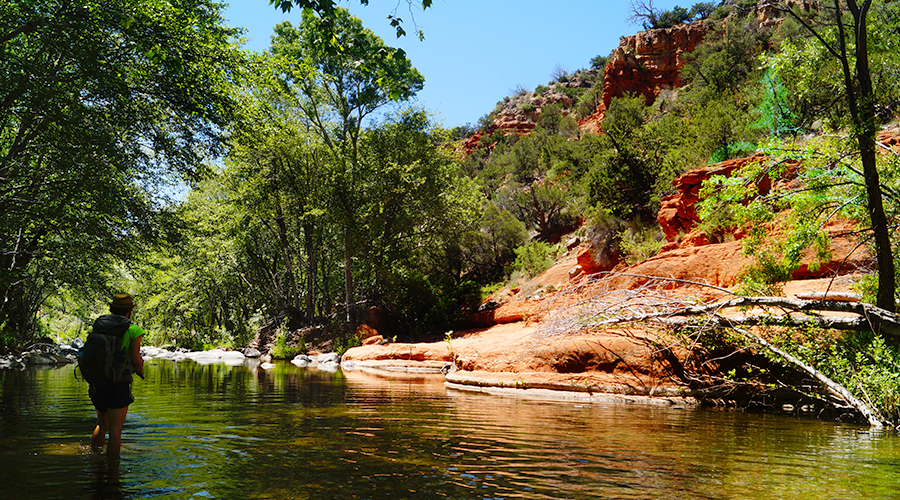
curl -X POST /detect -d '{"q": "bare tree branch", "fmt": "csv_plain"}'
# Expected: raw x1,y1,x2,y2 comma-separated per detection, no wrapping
535,272,894,425
731,324,885,427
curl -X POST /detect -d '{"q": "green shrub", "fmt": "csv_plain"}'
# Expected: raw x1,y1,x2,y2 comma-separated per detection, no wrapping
334,333,361,356
271,325,303,359
512,240,557,279
709,141,757,163
476,111,497,131
770,327,900,423
590,54,609,70
480,282,504,300
689,2,717,20
618,220,665,265
575,85,602,119
655,6,691,28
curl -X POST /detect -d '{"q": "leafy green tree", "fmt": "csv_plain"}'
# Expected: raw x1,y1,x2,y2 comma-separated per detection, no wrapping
575,79,606,120
689,2,718,20
456,203,528,284
689,95,758,163
586,94,689,220
588,95,656,218
226,54,334,322
355,109,482,330
681,16,768,103
268,0,433,39
510,175,577,242
628,0,693,29
538,104,579,138
768,2,900,131
0,0,243,340
590,54,610,70
774,0,897,313
268,9,424,320
221,76,481,337
512,241,556,279
656,5,692,28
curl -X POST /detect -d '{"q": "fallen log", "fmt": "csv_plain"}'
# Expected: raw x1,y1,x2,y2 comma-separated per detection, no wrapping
592,295,900,338
588,295,894,427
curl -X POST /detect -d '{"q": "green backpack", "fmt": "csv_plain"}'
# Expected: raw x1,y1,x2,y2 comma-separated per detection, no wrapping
77,315,133,385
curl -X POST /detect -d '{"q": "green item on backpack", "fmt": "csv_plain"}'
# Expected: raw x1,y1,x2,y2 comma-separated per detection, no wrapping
78,314,133,385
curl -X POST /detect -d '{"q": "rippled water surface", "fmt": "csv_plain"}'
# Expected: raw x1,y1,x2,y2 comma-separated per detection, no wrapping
2,359,900,499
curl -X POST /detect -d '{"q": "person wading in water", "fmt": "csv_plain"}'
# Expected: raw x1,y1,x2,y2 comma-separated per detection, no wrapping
89,293,145,458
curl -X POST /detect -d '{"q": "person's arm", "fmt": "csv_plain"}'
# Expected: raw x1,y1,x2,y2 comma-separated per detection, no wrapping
130,334,145,379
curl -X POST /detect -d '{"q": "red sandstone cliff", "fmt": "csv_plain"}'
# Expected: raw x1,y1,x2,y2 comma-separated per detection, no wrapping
467,20,709,140
591,23,707,128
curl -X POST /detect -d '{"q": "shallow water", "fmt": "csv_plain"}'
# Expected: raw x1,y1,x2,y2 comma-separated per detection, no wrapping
1,359,899,499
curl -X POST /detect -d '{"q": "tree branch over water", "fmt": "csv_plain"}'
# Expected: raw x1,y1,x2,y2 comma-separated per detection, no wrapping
537,272,896,426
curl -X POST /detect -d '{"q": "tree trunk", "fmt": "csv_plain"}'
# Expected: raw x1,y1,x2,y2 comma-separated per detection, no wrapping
846,0,896,314
343,225,353,322
304,221,316,319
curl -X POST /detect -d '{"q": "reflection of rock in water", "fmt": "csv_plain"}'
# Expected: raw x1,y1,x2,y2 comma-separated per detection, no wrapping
341,366,449,394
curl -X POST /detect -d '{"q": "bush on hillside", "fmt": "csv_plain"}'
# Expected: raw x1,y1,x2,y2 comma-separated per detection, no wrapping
512,241,557,279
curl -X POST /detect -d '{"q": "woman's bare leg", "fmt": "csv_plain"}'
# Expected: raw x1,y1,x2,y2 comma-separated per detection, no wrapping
105,406,129,458
91,411,108,453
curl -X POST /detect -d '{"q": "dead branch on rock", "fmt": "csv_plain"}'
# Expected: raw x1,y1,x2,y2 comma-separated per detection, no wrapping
536,272,894,426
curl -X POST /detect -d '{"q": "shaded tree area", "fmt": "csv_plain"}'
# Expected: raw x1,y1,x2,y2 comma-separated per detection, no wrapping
0,0,244,347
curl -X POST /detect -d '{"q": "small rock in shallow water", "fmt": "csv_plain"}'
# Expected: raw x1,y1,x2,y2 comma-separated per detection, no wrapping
291,354,310,367
317,352,340,365
23,352,55,365
221,351,245,361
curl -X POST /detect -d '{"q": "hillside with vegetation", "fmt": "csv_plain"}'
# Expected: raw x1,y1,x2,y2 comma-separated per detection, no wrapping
5,0,900,424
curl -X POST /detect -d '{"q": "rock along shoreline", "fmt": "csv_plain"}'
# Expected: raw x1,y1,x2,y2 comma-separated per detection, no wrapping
0,340,344,373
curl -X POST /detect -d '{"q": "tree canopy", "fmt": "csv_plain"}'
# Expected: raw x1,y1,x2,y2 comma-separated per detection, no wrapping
268,0,433,39
0,0,244,341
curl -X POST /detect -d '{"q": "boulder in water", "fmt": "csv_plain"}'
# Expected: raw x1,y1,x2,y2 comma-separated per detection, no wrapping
317,352,340,365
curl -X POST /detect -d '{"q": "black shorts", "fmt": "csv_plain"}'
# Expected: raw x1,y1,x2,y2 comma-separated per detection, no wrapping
89,379,134,412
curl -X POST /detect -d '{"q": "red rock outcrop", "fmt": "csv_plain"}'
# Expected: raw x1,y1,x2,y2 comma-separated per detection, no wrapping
581,1,820,132
657,154,770,243
580,22,708,132
355,323,380,340
603,23,708,110
462,90,575,155
657,153,809,247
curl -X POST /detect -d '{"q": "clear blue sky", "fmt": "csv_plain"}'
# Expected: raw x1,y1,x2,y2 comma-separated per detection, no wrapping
222,0,688,128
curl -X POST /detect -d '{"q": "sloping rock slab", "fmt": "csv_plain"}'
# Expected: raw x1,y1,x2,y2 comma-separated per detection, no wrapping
341,342,453,373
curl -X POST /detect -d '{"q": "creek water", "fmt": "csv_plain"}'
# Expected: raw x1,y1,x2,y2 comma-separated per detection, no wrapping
1,359,899,500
